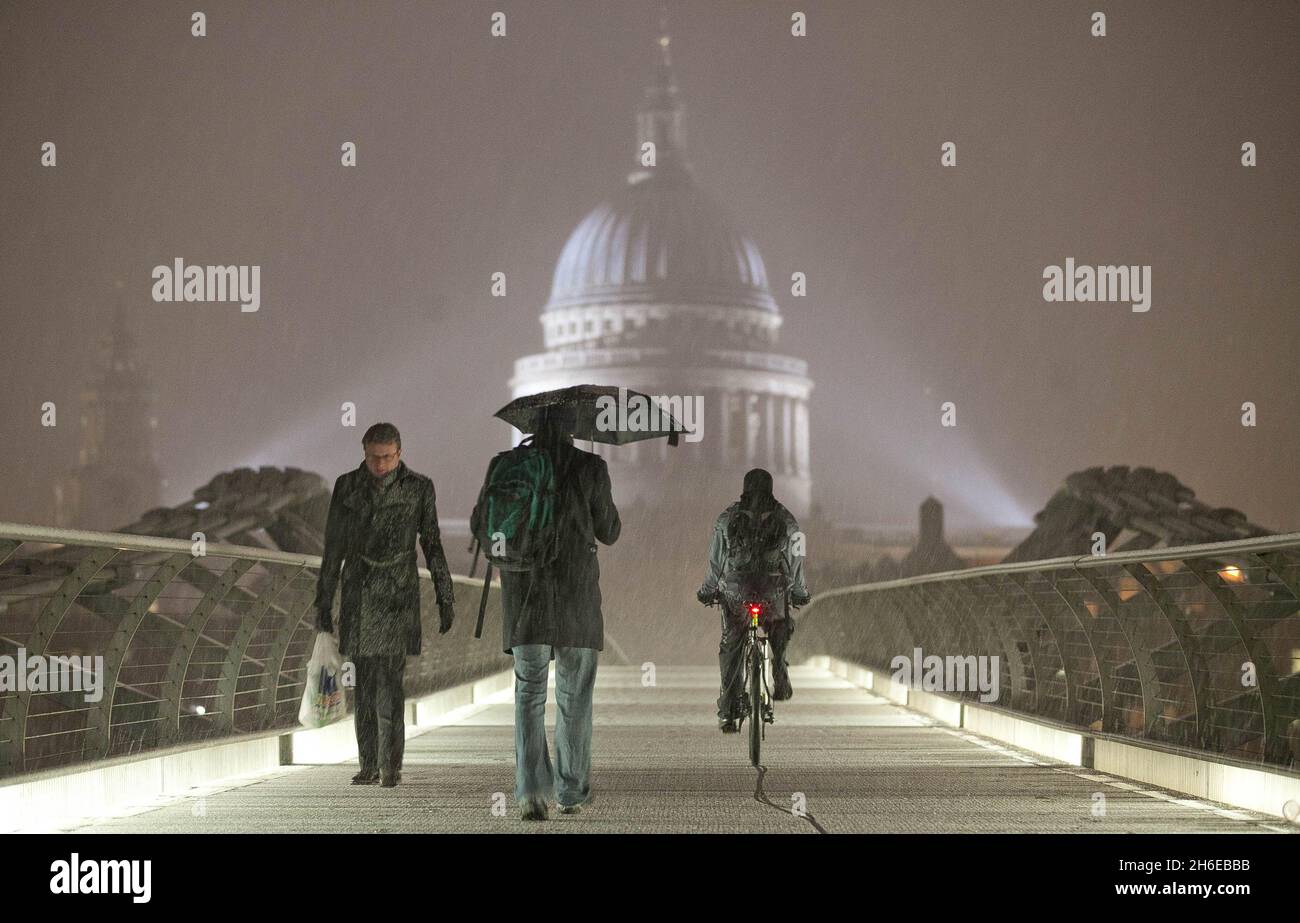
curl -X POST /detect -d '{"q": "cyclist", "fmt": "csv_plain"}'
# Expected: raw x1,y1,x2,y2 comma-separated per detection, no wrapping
697,468,811,732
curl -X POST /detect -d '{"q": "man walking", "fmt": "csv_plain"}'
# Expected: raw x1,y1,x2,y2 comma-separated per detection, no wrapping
314,422,456,787
471,411,620,821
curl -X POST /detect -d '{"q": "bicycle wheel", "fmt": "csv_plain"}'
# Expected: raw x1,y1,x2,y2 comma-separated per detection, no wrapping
748,641,763,766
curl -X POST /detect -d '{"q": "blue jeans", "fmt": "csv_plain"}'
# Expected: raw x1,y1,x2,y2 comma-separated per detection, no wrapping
511,645,598,806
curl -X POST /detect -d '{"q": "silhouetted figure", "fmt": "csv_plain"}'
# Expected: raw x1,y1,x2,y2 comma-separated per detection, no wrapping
698,468,810,731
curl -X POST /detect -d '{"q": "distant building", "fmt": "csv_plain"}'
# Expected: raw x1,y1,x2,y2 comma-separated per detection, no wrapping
899,497,966,577
52,297,162,531
509,25,813,518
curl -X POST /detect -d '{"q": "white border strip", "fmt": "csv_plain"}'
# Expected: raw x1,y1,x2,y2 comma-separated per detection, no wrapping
1093,737,1300,821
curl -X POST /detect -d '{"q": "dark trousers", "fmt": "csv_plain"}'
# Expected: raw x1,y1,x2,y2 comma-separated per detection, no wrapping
354,654,406,775
717,603,791,719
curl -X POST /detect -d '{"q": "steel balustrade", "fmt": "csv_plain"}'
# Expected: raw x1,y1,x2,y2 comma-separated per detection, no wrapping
0,522,508,778
792,533,1300,768
4,522,1297,777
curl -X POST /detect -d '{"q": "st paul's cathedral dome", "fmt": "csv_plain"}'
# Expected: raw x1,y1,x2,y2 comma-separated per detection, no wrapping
511,27,813,519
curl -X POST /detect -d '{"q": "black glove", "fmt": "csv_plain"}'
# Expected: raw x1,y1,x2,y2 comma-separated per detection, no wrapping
697,586,718,606
316,607,334,633
438,601,455,634
789,590,811,608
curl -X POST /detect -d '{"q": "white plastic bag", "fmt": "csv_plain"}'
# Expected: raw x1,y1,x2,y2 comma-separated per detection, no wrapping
298,632,347,728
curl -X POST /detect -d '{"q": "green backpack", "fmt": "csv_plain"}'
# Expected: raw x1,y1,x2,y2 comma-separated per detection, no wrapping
470,437,564,637
474,438,561,572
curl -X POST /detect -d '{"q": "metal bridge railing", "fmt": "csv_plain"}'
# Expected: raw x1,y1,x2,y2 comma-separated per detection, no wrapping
0,522,508,779
792,533,1300,769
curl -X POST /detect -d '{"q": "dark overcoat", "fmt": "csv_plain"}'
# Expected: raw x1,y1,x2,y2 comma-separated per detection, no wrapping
313,461,455,657
471,440,621,654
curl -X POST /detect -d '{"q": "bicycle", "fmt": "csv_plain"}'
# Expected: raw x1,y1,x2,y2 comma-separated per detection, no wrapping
702,584,786,767
740,597,777,766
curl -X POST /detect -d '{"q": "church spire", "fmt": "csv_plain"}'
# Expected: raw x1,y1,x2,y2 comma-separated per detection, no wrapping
106,282,138,374
630,4,690,183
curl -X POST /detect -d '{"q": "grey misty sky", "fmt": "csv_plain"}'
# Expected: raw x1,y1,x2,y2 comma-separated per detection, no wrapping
1,0,1297,530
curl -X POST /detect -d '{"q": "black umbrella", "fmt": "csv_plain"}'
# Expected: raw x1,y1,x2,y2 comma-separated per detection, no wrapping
494,384,688,446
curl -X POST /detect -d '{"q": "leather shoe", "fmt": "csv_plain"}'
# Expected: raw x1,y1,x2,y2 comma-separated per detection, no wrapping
351,769,379,785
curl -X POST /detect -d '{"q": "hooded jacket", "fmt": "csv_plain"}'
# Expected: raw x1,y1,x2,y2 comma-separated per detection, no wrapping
699,468,809,602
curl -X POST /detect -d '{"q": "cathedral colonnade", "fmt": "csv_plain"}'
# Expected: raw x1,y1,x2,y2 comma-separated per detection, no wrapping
704,388,810,477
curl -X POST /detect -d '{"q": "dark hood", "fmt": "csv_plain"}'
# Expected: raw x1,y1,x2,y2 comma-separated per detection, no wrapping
739,467,776,512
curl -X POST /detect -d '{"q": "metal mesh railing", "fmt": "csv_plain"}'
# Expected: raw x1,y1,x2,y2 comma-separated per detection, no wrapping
0,523,509,779
791,533,1300,769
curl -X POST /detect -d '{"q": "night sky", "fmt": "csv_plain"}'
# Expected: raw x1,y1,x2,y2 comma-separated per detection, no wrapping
2,0,1296,531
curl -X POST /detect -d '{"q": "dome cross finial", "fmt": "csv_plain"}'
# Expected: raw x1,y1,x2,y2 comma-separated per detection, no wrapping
632,3,689,183
654,2,673,86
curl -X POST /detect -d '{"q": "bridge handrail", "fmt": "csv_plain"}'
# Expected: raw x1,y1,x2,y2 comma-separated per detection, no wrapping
815,531,1300,598
0,521,506,780
0,521,487,585
794,532,1300,770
